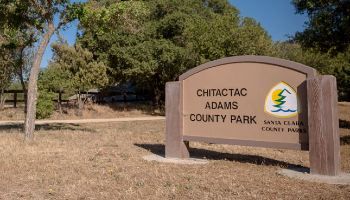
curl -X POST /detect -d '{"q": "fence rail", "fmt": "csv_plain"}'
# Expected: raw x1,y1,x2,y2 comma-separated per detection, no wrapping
2,90,148,108
2,90,25,108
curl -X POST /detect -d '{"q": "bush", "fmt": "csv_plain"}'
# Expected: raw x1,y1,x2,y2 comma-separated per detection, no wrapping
36,89,55,119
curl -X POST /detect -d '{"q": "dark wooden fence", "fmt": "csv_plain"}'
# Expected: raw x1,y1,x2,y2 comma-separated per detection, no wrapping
3,90,149,108
3,90,25,108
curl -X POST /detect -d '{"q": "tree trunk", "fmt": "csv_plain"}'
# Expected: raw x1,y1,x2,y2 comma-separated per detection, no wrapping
18,65,27,113
58,90,62,114
0,88,6,110
24,22,55,141
77,91,83,116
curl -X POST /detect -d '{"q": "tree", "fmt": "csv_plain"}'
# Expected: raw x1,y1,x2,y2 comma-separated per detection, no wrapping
291,1,350,101
292,0,350,54
50,43,109,115
77,0,273,106
21,1,83,140
37,62,73,115
0,0,37,111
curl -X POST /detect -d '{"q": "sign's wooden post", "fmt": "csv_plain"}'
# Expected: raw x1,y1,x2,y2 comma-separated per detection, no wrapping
165,82,189,158
307,75,341,176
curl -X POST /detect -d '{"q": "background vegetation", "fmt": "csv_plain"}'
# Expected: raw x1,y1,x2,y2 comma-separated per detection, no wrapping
1,0,349,121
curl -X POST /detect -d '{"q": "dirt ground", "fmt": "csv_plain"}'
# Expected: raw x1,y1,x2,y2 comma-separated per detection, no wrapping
0,104,349,199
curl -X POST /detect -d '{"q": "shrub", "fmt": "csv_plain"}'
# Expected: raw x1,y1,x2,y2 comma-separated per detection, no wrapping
36,89,55,119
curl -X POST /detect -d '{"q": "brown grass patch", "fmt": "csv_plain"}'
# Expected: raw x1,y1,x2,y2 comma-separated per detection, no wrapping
0,107,25,121
0,103,161,121
0,124,350,199
0,103,349,199
50,103,162,120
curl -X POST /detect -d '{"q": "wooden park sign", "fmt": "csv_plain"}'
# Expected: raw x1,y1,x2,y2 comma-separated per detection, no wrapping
165,56,341,176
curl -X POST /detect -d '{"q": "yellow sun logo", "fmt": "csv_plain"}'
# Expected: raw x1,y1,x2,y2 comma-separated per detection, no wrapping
272,89,283,104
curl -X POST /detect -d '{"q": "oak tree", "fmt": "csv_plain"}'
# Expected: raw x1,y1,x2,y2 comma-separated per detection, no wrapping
293,0,350,54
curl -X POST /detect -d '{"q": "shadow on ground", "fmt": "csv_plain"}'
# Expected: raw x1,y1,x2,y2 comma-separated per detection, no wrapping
0,123,96,133
341,135,350,145
135,143,307,171
340,119,350,129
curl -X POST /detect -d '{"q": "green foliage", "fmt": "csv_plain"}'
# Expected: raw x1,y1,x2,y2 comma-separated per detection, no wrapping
292,0,350,54
37,64,75,119
38,42,109,116
8,82,23,90
36,89,55,119
38,40,110,117
77,0,273,105
329,49,350,101
0,59,14,90
50,43,109,92
0,0,36,93
0,62,14,109
0,0,33,30
38,64,73,93
80,0,149,35
271,42,332,73
62,3,85,25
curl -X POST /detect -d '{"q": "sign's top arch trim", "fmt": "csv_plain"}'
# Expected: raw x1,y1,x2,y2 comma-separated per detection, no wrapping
179,55,318,81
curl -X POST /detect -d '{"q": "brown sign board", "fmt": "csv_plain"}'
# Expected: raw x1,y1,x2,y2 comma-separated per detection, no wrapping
165,56,341,176
181,56,317,150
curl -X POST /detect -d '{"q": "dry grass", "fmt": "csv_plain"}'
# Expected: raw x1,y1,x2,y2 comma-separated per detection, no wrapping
0,103,161,121
50,103,162,120
0,107,25,121
0,104,349,199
